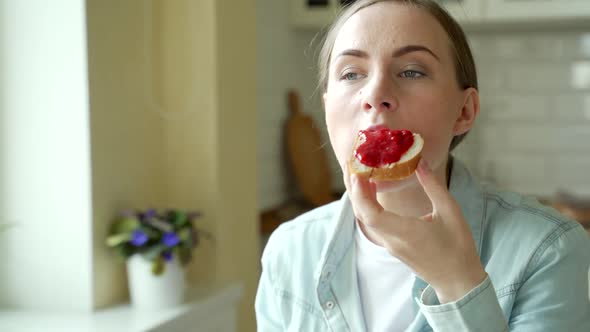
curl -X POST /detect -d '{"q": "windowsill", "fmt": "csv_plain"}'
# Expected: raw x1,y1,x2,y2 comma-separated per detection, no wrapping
0,282,243,332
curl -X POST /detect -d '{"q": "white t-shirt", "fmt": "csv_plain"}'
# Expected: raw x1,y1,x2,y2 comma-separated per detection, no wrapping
355,220,417,332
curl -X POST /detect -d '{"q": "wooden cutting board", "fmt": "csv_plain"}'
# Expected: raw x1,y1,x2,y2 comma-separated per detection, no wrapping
285,90,334,206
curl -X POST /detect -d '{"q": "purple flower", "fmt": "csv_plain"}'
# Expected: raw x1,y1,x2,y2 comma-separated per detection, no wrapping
143,209,157,220
130,229,148,246
162,251,173,262
162,232,180,247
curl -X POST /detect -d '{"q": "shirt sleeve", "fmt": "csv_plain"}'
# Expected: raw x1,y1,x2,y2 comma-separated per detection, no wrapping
416,276,508,332
416,224,590,332
254,233,284,331
505,225,590,331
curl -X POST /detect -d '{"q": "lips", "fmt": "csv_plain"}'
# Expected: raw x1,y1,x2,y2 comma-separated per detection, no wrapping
365,124,389,131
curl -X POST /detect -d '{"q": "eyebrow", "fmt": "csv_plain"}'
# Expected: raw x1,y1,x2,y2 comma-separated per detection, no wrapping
394,45,440,61
335,44,440,61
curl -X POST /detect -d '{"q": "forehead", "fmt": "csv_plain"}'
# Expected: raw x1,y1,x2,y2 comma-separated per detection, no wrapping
332,2,451,60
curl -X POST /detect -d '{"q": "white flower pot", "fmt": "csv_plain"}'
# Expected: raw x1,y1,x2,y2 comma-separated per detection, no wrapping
126,255,186,310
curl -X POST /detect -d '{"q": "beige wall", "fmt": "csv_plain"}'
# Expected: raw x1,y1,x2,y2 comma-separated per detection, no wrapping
214,1,260,331
87,0,167,307
88,0,259,330
158,0,220,287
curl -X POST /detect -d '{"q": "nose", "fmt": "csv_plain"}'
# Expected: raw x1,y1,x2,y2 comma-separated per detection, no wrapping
361,74,398,113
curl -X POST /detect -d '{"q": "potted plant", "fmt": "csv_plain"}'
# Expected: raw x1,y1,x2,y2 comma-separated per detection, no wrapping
106,208,211,310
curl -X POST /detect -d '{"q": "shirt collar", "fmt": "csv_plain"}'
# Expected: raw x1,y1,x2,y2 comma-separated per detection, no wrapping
448,157,485,256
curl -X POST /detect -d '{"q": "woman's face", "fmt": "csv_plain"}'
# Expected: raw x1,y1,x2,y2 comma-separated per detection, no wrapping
324,2,476,186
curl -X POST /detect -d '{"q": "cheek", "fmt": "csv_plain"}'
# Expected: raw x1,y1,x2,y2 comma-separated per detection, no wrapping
413,100,458,167
324,98,360,167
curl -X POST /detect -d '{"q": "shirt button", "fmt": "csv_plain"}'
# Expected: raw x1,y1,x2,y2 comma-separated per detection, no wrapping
325,301,335,310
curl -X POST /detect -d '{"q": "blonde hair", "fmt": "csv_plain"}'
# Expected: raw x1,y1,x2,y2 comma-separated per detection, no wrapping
317,0,478,150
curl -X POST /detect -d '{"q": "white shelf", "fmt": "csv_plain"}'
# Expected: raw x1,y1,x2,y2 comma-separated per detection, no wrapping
0,283,243,332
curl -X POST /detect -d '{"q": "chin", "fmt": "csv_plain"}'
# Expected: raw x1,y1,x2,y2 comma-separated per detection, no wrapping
372,173,420,193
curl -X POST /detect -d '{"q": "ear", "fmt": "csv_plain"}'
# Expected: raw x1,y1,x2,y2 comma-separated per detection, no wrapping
453,87,479,136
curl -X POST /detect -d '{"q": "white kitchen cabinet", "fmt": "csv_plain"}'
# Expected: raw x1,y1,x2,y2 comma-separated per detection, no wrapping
290,0,590,29
434,0,485,23
486,0,590,21
290,0,484,28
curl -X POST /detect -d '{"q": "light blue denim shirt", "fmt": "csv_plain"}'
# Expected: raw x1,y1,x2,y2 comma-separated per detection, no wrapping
255,159,590,331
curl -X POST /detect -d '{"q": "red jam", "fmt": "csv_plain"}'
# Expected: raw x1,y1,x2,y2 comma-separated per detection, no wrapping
354,128,414,167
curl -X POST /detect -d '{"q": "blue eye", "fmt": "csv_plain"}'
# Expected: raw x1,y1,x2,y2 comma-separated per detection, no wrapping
399,70,425,79
341,72,361,81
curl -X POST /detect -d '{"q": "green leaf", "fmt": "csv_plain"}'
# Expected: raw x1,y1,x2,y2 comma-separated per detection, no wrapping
177,227,192,247
173,211,188,227
113,244,134,262
141,243,166,261
109,217,140,235
145,218,173,233
152,257,165,275
141,226,159,238
106,232,131,247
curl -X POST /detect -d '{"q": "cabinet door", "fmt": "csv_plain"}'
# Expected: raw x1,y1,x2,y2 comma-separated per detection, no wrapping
486,0,590,21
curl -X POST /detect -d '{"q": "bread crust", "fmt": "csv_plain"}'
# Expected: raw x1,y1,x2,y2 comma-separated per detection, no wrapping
348,131,423,181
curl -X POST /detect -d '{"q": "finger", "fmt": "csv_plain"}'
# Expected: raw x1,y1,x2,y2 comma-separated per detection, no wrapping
350,175,412,234
342,162,352,193
349,173,385,227
416,158,458,217
419,212,434,222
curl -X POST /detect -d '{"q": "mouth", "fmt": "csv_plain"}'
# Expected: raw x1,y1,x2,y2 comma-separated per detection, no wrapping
364,124,390,131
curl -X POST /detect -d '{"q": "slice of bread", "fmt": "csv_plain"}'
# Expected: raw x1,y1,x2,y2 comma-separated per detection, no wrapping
348,130,424,181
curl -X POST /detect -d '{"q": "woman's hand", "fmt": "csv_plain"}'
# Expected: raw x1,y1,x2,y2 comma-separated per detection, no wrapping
345,159,487,304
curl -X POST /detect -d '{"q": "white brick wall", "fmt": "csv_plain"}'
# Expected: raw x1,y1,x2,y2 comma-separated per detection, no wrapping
471,31,590,196
257,5,590,210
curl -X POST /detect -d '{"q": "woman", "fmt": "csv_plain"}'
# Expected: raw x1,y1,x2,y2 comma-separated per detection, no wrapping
255,1,590,331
